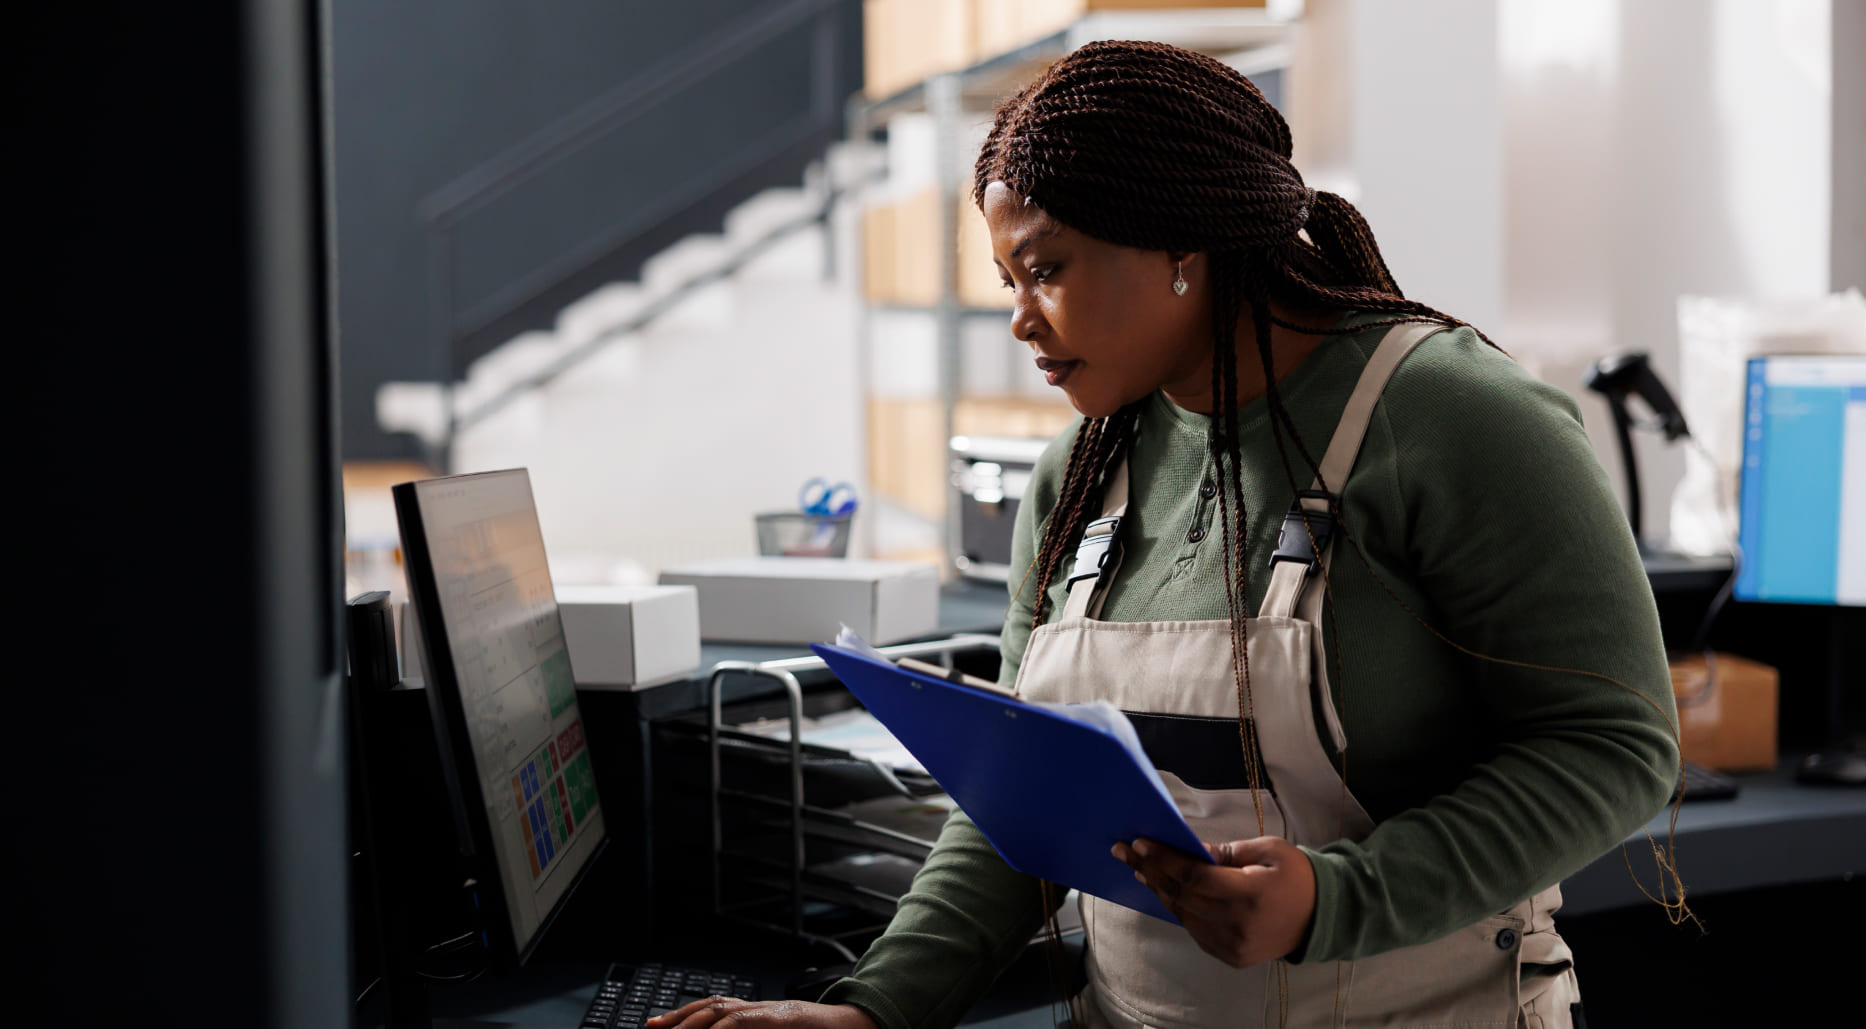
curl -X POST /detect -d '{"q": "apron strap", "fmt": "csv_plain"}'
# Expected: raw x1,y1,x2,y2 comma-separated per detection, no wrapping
1260,321,1441,620
1062,454,1130,621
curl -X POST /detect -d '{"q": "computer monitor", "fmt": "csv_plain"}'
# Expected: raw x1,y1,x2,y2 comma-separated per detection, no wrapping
393,468,608,965
1735,354,1865,607
1734,354,1866,785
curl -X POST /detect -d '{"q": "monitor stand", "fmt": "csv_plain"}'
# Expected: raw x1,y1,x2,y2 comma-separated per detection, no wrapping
1795,612,1866,787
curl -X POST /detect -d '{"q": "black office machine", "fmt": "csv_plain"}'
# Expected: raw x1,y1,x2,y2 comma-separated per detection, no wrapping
950,435,1049,582
1582,350,1691,550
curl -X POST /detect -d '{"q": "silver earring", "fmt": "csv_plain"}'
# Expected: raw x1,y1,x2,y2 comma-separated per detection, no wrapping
1173,261,1188,296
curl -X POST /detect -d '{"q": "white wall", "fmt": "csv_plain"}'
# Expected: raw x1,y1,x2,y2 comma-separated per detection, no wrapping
445,210,866,585
1292,0,1835,545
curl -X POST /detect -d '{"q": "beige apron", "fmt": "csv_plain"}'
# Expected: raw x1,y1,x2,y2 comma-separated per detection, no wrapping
1014,323,1582,1028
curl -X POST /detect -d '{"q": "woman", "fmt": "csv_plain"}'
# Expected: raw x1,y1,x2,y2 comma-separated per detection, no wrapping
652,40,1680,1029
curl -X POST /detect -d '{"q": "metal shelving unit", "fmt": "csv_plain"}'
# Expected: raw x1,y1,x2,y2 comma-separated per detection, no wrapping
703,633,1002,960
840,5,1302,575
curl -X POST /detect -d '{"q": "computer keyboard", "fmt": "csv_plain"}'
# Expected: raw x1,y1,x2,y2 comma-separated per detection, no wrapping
1675,759,1740,802
581,962,762,1029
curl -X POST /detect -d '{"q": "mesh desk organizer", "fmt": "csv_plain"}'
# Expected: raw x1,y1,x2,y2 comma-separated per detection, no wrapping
701,633,1082,961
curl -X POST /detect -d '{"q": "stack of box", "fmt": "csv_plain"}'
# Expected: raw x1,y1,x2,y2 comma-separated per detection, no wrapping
861,189,1005,311
864,0,1269,100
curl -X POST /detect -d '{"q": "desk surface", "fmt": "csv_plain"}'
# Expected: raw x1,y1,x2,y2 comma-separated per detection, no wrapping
1563,756,1866,915
1639,547,1733,594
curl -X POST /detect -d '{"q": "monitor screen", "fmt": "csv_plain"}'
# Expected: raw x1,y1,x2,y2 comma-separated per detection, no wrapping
393,469,605,960
1735,355,1866,606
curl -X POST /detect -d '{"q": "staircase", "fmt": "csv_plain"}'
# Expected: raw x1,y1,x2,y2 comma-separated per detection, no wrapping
377,149,893,585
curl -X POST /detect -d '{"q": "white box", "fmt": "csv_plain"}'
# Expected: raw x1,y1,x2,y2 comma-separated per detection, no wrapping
657,557,941,645
554,584,702,690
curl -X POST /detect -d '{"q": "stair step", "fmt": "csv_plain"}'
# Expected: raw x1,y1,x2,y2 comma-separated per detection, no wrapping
723,186,818,247
640,233,733,295
465,330,562,390
556,282,646,347
375,381,448,446
734,227,827,281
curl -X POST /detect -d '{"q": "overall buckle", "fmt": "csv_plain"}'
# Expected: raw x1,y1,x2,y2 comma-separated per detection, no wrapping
1066,516,1122,590
1270,490,1337,567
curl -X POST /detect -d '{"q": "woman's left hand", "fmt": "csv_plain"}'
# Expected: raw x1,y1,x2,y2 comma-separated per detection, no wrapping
1112,835,1317,969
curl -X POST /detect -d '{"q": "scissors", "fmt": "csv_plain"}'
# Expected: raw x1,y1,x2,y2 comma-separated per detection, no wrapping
799,478,859,518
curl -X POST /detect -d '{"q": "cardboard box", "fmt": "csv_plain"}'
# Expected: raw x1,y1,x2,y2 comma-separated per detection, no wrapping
868,395,1076,525
1669,652,1779,772
862,189,943,307
955,197,1003,308
864,0,978,100
864,189,1002,309
868,396,947,521
555,584,702,689
976,0,1269,60
955,395,1077,438
658,557,941,645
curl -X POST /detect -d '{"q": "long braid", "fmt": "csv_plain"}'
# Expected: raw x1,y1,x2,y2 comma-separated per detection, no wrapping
1026,417,1101,629
1027,406,1146,629
1205,253,1267,831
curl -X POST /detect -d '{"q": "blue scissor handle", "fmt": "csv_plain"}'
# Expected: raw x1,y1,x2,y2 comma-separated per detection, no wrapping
800,478,858,517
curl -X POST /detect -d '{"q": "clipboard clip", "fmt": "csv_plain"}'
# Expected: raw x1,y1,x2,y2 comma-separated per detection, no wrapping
1066,515,1122,591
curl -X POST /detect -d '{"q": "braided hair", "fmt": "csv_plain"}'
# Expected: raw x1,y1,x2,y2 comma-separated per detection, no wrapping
979,40,1492,636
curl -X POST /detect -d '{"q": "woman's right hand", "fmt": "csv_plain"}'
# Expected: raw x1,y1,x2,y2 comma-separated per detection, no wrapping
646,998,879,1029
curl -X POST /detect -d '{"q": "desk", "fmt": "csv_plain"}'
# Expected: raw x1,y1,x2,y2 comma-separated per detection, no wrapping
1561,756,1866,916
1638,547,1733,594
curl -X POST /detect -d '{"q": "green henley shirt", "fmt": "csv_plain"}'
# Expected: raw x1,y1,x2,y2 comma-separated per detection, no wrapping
819,313,1679,1029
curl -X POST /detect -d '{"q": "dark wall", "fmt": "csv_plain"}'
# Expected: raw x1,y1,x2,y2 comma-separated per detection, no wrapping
331,0,862,461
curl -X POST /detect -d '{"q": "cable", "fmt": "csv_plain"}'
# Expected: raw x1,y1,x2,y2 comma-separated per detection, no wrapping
1677,435,1745,708
425,930,480,954
417,968,488,984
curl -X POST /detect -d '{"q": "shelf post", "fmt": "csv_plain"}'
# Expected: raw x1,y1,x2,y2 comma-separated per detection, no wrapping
930,71,964,581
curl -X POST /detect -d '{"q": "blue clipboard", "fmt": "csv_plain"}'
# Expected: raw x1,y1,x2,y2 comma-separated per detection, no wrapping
810,643,1213,924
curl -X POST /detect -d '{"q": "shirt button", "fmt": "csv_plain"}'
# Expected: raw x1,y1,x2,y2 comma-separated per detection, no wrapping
1496,928,1519,950
1199,481,1216,499
1187,528,1206,544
